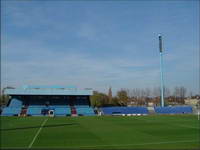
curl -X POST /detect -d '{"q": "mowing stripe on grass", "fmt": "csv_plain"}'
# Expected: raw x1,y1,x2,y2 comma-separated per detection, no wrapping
73,139,199,148
28,118,48,148
8,139,198,149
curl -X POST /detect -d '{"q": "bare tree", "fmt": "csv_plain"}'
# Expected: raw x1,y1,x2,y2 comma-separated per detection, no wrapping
189,91,193,98
180,86,187,100
173,86,187,104
141,88,146,98
164,87,170,98
144,88,151,97
108,87,112,104
124,88,131,99
153,87,160,97
174,86,180,97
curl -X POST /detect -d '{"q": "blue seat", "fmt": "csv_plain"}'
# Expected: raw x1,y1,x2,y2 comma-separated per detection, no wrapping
74,105,89,108
1,107,21,116
51,105,70,108
54,107,71,116
76,106,95,116
1,99,23,116
27,106,44,116
101,107,149,115
8,98,22,108
154,106,193,114
28,105,45,108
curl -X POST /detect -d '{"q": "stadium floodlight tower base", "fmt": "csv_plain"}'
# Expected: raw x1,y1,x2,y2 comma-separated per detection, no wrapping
158,34,165,107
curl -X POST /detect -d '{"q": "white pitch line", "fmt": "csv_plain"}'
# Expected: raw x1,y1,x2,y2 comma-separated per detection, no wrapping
4,139,199,149
73,140,199,148
28,118,48,149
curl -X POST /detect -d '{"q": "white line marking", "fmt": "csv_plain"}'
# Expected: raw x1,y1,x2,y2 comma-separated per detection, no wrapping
4,139,199,149
28,118,48,148
74,140,199,148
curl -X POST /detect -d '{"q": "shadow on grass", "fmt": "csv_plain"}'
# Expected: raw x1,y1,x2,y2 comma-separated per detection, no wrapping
1,123,79,131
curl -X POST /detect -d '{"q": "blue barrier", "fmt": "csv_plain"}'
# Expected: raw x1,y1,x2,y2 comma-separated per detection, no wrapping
154,106,193,114
101,107,148,115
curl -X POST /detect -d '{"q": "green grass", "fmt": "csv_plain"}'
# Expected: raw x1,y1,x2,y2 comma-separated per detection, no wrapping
1,115,200,149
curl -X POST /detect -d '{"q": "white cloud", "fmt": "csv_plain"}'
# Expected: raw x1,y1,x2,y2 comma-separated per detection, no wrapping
1,1,198,94
2,36,161,93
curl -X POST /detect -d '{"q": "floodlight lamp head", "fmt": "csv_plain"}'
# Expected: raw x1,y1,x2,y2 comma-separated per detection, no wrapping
158,34,163,53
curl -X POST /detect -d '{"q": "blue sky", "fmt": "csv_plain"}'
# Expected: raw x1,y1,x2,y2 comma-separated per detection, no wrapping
1,0,199,95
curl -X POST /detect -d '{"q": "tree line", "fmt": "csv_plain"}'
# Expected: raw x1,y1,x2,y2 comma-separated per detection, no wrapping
0,86,198,108
90,86,198,107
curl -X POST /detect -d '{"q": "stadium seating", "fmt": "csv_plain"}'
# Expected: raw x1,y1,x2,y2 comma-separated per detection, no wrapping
8,98,22,108
101,107,149,115
27,106,44,116
54,107,71,116
50,105,70,108
1,99,23,116
154,106,193,114
74,105,89,108
76,106,95,116
27,105,71,116
1,107,21,116
28,105,46,108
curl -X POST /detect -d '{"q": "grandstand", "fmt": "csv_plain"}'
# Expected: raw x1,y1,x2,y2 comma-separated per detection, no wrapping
1,85,195,116
1,85,95,116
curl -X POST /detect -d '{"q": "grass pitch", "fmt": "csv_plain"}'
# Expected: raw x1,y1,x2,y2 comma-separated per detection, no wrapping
1,115,200,149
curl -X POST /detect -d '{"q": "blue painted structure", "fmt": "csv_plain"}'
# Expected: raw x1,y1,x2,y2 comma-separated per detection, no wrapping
101,107,149,115
4,85,92,96
154,106,193,114
1,99,22,116
27,106,44,116
76,106,95,116
159,34,165,107
8,98,22,107
54,107,71,116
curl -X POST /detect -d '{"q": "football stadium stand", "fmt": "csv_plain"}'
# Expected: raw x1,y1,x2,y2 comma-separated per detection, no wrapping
101,106,149,115
1,99,22,116
54,106,71,116
8,98,23,107
1,107,21,116
76,106,95,116
26,105,71,116
27,106,44,116
1,85,194,117
154,106,193,114
2,85,94,116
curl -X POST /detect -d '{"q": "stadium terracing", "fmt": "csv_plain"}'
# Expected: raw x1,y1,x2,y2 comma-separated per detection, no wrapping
1,85,193,116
